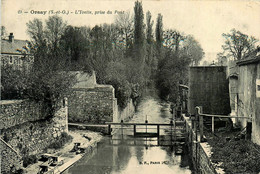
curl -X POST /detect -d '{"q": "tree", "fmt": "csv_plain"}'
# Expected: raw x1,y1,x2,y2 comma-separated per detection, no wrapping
26,16,68,70
1,26,7,39
115,11,134,52
163,29,185,53
45,15,67,50
146,11,154,44
156,50,190,102
25,16,76,119
222,29,258,60
216,52,228,66
26,19,45,45
133,0,145,62
155,14,163,49
61,25,91,70
182,35,204,65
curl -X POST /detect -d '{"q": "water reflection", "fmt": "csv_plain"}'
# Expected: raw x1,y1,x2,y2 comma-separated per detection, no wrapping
65,93,193,174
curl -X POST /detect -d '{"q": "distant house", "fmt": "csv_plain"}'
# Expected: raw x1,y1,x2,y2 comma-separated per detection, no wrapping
1,33,33,71
236,47,260,145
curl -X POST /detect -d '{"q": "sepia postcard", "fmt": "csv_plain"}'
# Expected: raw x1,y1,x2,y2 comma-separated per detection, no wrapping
1,0,260,174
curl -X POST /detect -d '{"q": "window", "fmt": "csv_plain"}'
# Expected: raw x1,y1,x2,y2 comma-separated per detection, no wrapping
257,79,260,98
9,56,13,64
14,56,19,64
17,57,21,65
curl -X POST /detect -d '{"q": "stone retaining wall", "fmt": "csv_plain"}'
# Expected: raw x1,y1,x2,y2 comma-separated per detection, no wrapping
0,100,43,130
184,116,224,174
68,85,115,124
0,138,22,174
0,99,68,173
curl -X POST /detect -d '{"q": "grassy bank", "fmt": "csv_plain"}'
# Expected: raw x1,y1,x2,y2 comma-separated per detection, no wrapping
206,130,260,174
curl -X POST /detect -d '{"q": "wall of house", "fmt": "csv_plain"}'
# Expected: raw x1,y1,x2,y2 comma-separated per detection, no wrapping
188,66,231,115
229,77,238,114
0,100,68,173
237,62,260,145
68,85,115,124
1,54,33,71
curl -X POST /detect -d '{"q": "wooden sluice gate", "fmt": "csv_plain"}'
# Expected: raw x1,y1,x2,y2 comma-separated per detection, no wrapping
105,120,187,146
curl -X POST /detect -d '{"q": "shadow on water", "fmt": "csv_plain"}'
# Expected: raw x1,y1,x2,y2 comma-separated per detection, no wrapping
64,89,194,174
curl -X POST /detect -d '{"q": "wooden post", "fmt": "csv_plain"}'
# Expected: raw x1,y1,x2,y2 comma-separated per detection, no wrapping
108,124,111,135
172,107,176,121
246,121,252,140
212,117,214,133
134,125,136,136
157,125,160,138
194,108,198,142
199,115,204,142
198,106,204,142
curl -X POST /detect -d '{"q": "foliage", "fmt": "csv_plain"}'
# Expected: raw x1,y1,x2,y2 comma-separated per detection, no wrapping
21,15,77,118
155,14,163,48
163,29,185,53
146,11,154,44
207,136,260,173
23,155,38,167
105,61,132,108
156,31,202,103
133,0,145,57
2,1,207,112
1,25,7,39
114,11,134,53
156,50,190,102
48,132,72,149
181,35,204,66
221,28,258,60
61,25,91,71
1,66,29,99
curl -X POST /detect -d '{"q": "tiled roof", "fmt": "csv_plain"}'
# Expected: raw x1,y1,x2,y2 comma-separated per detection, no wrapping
237,48,260,66
1,39,28,54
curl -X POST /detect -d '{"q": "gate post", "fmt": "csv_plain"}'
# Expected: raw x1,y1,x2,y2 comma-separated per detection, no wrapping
108,124,111,135
134,124,136,136
198,106,204,142
157,125,160,138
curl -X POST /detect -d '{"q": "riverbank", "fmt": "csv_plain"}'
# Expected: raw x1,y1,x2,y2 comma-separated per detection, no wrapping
24,130,102,173
183,115,224,174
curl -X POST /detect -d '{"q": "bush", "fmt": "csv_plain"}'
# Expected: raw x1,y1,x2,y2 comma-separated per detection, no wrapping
48,132,72,149
207,136,260,173
1,66,29,100
23,155,38,168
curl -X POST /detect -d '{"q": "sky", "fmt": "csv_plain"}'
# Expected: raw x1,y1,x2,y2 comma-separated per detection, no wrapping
1,0,260,63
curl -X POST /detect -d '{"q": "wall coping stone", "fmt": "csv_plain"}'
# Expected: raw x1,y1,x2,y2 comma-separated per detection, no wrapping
0,100,23,105
183,115,225,174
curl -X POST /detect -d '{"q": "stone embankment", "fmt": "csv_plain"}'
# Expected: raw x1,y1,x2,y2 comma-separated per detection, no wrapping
183,115,224,174
25,130,102,173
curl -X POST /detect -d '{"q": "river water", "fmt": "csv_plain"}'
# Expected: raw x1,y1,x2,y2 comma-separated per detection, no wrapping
64,92,193,174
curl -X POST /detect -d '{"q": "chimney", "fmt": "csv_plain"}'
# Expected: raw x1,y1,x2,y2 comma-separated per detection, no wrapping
8,33,14,42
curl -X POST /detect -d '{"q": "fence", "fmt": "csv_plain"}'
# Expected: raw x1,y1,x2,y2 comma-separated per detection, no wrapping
194,106,252,142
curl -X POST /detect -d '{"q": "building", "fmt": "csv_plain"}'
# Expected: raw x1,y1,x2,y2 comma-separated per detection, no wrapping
1,33,33,71
188,66,231,116
236,47,260,145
